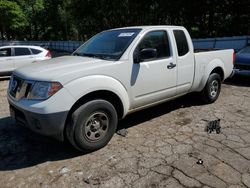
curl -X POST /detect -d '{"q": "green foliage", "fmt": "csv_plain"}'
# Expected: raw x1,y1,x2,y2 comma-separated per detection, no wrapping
17,0,45,39
66,0,250,39
0,0,249,40
0,0,26,39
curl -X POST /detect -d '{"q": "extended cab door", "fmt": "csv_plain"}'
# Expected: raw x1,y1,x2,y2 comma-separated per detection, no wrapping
172,29,195,94
0,47,14,75
130,30,177,108
12,47,34,69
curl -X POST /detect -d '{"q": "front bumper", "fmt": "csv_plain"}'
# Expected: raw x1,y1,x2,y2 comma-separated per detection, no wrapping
7,87,76,141
9,102,68,141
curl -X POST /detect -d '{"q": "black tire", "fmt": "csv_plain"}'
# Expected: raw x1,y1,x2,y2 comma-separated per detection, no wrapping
201,73,222,103
66,99,118,151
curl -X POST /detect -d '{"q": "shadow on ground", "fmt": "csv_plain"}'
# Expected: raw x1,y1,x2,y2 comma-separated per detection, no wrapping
0,117,81,171
225,73,250,87
119,93,203,129
0,93,204,171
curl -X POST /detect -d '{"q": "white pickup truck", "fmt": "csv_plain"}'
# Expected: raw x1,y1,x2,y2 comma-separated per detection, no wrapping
8,26,234,151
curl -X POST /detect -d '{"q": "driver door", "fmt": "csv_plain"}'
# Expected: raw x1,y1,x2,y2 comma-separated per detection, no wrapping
130,30,177,108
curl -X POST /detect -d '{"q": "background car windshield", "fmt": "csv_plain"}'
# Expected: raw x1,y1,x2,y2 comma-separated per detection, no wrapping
239,46,250,54
73,29,141,60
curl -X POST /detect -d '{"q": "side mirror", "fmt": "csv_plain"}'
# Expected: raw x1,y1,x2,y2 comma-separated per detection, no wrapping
140,48,157,61
140,48,157,60
133,48,157,63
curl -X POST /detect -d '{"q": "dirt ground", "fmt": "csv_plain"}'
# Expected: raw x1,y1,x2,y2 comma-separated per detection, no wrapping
0,76,250,188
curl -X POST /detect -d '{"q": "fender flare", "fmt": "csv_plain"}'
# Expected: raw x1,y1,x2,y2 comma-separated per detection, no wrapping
197,59,225,91
64,75,130,117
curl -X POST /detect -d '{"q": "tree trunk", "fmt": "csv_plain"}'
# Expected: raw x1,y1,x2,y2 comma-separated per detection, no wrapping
29,22,32,40
208,0,215,36
0,26,4,40
34,22,38,40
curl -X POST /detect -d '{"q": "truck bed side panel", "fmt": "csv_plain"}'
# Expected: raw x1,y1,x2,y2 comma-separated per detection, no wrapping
191,49,234,92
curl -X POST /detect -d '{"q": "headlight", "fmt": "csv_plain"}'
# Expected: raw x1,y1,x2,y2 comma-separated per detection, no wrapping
28,81,62,100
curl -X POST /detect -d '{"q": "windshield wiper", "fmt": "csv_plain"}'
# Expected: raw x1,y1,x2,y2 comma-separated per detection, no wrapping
72,52,96,57
82,53,113,60
73,52,115,61
72,52,81,56
82,53,99,58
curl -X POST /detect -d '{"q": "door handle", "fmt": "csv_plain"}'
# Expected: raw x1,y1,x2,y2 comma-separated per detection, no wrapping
167,62,176,69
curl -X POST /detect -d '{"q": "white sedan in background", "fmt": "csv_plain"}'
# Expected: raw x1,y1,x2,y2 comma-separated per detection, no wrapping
0,45,52,76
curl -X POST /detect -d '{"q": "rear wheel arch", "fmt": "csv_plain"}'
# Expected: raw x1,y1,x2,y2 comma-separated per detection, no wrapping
210,67,224,81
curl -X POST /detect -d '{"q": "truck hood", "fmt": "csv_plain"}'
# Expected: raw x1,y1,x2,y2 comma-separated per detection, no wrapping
14,56,113,84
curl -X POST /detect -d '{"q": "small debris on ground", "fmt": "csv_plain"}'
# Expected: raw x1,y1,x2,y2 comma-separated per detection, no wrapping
77,171,83,176
196,159,203,165
59,167,70,174
108,155,116,161
83,176,101,185
188,152,199,158
116,128,128,137
205,119,221,134
83,177,90,184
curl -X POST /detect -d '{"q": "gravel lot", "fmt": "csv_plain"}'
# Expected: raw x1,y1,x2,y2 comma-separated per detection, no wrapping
0,76,250,188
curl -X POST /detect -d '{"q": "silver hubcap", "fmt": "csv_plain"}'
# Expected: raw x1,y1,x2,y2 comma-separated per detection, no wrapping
84,112,109,141
210,80,219,98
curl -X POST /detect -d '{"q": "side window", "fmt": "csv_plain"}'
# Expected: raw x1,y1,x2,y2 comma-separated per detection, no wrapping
14,48,31,56
0,48,11,57
31,48,42,54
173,30,189,56
138,30,170,60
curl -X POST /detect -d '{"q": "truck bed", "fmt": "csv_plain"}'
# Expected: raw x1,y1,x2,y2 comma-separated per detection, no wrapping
194,48,220,53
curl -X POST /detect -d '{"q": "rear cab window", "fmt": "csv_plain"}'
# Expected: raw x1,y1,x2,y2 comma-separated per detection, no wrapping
173,30,189,56
136,30,171,61
14,48,31,56
0,48,11,57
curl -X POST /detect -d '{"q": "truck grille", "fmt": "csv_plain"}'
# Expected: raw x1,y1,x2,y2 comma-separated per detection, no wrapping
9,76,33,101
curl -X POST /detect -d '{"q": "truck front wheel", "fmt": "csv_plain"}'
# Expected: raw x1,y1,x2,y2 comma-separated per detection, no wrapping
201,73,221,103
67,99,118,151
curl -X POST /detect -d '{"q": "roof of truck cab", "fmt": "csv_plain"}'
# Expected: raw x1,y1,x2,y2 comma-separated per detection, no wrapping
110,25,184,31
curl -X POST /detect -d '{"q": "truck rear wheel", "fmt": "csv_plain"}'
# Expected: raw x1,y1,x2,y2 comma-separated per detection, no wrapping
66,99,118,151
201,73,221,103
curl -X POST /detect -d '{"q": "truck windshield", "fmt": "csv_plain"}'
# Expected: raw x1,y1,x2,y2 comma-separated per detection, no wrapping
73,28,141,61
